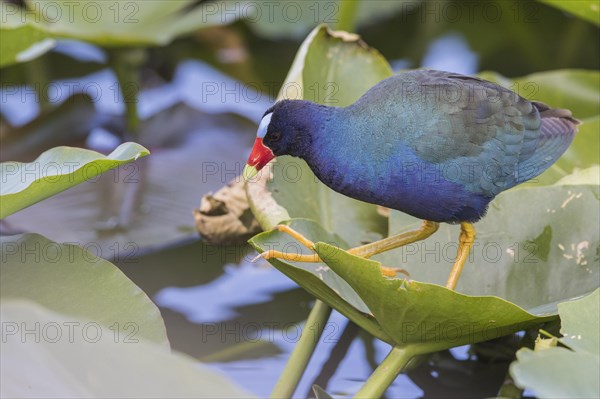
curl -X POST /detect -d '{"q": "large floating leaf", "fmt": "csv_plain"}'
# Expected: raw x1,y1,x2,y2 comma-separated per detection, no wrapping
1,300,251,398
510,348,599,399
0,142,149,219
376,167,599,312
9,0,236,47
249,219,392,344
247,24,392,247
314,242,554,351
559,288,600,354
3,107,254,253
538,0,600,26
0,234,167,345
510,289,600,398
0,2,55,67
246,1,419,39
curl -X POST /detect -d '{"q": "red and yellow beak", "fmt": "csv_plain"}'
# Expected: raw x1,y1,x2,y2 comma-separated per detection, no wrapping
243,138,275,181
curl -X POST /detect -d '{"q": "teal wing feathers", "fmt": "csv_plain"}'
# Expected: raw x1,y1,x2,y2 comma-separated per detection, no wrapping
516,103,579,183
351,70,579,197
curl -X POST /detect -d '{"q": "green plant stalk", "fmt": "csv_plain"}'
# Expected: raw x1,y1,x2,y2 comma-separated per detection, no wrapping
354,345,418,398
336,0,360,32
25,58,50,111
108,48,146,136
559,19,588,67
199,340,273,363
497,376,524,399
270,300,332,398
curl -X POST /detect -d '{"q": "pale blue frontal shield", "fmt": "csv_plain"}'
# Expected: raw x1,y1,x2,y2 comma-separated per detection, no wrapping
257,113,272,138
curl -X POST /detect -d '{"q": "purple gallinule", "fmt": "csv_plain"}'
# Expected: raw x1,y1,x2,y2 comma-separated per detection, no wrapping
243,70,579,290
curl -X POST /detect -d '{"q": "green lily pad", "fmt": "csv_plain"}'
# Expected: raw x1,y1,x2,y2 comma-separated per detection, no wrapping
538,0,600,26
7,0,236,48
0,2,55,67
246,1,417,39
511,347,599,398
377,167,599,312
1,300,252,398
0,234,167,345
314,241,554,351
302,26,393,106
510,289,600,398
0,142,149,218
247,25,392,247
558,288,599,354
3,107,256,254
249,219,392,344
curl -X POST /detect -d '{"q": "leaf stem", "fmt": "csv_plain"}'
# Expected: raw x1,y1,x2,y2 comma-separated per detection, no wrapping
336,0,360,32
270,300,332,398
107,48,146,138
25,58,50,111
354,345,417,398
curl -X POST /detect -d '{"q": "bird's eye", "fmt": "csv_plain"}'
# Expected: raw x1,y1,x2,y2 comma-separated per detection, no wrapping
270,132,282,142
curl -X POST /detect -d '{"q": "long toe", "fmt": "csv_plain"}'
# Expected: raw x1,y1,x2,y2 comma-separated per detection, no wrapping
380,266,410,278
252,251,272,262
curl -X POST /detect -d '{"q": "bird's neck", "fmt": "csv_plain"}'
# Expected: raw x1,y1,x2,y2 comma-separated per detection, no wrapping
284,101,333,159
296,105,360,185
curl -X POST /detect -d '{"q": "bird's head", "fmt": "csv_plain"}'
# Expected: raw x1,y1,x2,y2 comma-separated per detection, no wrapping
243,100,317,181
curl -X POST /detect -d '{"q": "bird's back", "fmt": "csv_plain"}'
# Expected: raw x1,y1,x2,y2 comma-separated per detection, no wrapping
345,70,579,194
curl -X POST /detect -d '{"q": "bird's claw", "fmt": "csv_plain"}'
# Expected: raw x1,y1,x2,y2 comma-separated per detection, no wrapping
256,225,412,276
251,249,321,263
252,251,272,262
380,265,410,278
273,224,316,249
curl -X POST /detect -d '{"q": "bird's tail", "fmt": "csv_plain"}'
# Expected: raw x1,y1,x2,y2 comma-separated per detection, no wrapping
516,102,580,183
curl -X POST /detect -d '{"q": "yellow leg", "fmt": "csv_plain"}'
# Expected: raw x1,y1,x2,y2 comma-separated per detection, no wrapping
275,225,316,249
348,221,439,258
445,222,476,290
254,221,439,277
254,250,320,263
